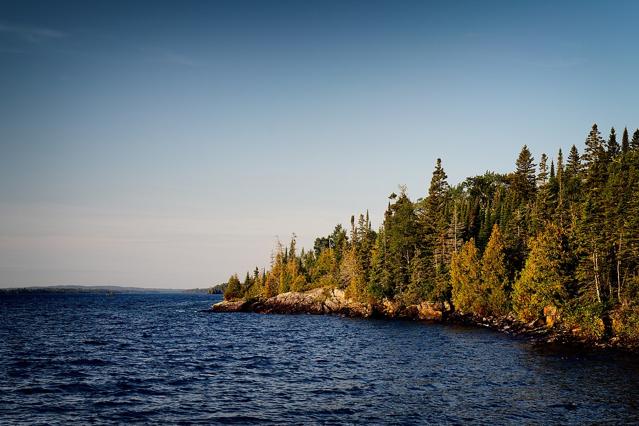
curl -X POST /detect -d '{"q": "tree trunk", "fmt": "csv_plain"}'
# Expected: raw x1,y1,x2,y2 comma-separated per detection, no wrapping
593,251,601,303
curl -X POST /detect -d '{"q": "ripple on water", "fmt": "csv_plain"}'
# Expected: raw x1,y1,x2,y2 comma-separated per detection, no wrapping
2,292,639,424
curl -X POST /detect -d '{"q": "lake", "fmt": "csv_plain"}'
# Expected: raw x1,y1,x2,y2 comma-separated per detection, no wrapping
1,292,638,424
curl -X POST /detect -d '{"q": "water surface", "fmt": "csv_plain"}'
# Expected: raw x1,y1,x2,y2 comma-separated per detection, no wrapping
1,292,638,424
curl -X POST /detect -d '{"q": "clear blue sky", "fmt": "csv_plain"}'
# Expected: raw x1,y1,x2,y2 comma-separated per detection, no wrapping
1,0,638,288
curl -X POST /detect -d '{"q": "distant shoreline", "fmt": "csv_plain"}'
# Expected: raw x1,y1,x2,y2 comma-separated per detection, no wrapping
0,285,219,295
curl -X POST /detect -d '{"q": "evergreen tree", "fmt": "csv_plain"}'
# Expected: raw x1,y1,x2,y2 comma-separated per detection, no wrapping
405,248,432,303
566,145,581,176
224,274,243,300
512,145,537,203
450,239,482,313
421,159,452,300
386,188,420,298
632,129,639,150
481,224,510,316
512,224,571,322
368,229,391,299
583,124,605,168
537,153,549,186
607,127,620,159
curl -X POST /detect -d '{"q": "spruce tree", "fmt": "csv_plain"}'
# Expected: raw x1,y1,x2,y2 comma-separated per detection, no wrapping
537,153,549,186
512,145,537,202
423,159,452,300
481,224,510,316
224,274,243,300
512,224,571,322
583,124,605,168
632,129,639,150
566,145,581,176
450,239,482,314
607,127,620,159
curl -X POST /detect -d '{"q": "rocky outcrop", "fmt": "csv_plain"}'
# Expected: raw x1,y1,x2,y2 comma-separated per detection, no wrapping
211,288,639,352
213,288,373,317
210,299,252,313
212,287,451,320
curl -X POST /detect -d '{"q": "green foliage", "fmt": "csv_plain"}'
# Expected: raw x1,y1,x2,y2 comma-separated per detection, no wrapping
481,225,510,316
563,301,606,341
450,239,482,313
512,224,571,322
611,305,639,342
223,274,243,300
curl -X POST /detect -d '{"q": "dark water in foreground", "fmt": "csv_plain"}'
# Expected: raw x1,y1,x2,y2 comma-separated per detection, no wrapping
1,293,639,424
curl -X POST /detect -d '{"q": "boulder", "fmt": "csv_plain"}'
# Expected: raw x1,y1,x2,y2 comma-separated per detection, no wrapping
416,301,447,320
211,299,250,313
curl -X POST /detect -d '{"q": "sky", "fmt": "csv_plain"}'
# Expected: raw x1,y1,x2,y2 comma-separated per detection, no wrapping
1,0,638,288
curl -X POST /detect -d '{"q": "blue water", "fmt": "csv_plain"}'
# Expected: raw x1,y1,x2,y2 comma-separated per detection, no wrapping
1,292,639,424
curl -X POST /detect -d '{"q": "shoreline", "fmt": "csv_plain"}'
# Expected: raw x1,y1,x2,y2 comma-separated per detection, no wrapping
211,287,638,354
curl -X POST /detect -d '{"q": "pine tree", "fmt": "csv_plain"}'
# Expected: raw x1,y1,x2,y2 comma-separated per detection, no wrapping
512,224,571,322
607,127,620,159
583,124,605,168
564,145,582,226
421,158,451,300
566,145,581,176
450,239,482,314
341,245,366,298
577,124,610,304
537,153,549,186
512,145,537,203
386,188,420,298
224,274,243,300
368,229,390,299
632,129,639,150
481,224,510,316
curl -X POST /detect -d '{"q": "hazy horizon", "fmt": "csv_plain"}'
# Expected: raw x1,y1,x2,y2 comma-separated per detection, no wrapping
1,0,638,288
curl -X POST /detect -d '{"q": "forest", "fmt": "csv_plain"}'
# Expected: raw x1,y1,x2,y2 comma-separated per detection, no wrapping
224,124,639,341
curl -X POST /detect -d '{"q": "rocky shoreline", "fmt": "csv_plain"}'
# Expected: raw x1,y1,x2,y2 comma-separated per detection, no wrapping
211,287,637,353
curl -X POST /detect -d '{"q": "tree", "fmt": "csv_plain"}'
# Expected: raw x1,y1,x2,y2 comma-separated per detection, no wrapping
512,225,571,322
512,145,536,203
404,248,432,304
481,224,510,316
537,153,549,186
224,274,243,300
341,245,366,299
450,239,482,313
368,229,391,299
566,145,581,176
421,158,451,300
582,124,605,168
632,129,639,150
607,127,620,159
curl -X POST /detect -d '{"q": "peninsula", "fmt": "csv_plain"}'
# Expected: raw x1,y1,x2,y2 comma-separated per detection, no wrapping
214,124,639,349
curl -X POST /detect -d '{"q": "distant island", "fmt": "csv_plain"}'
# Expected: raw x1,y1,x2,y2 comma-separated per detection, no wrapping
0,285,220,295
215,124,639,349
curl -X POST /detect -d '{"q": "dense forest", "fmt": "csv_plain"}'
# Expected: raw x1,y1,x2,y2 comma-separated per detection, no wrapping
224,124,639,341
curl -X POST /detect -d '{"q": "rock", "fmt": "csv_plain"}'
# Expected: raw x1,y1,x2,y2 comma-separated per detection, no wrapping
210,289,639,354
213,287,373,318
211,299,250,313
381,299,402,317
416,301,446,320
543,305,560,328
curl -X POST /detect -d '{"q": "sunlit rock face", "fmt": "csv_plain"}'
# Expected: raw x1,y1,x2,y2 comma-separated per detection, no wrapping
212,288,452,321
